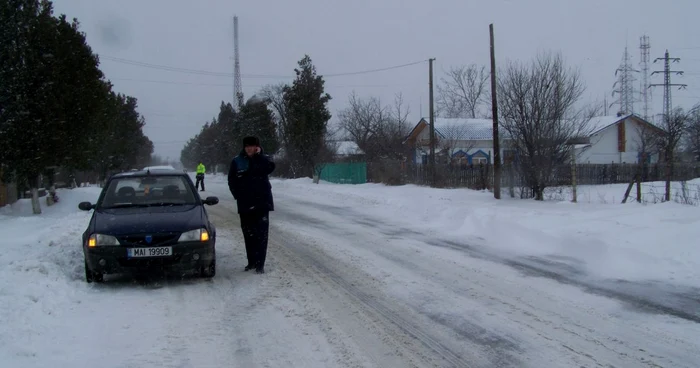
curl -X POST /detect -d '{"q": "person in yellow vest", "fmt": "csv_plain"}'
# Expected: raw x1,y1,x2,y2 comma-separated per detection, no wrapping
195,162,206,191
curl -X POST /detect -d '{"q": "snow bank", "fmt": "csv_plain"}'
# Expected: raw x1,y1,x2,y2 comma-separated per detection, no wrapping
272,178,700,288
0,187,101,363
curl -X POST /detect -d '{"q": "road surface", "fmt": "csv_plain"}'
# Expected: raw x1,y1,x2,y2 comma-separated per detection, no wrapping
19,181,697,368
196,180,700,368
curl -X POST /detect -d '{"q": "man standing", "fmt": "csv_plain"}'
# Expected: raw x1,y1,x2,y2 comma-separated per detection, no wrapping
228,136,275,274
195,162,206,191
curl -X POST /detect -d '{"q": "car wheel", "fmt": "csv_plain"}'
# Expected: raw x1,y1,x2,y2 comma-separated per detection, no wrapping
85,260,93,283
85,260,104,283
200,259,216,278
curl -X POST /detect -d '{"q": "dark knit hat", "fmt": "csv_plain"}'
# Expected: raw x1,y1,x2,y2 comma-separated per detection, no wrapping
242,136,260,147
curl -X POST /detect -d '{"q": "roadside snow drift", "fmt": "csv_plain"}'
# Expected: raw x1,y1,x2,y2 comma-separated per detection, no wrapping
0,188,101,363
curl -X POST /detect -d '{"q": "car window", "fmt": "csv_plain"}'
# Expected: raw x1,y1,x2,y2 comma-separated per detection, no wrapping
99,175,197,208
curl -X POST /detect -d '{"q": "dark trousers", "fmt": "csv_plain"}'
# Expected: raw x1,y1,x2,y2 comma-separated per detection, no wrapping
195,174,205,191
239,210,270,267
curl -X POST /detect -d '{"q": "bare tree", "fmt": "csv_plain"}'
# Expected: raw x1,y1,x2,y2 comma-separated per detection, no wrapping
435,123,475,164
383,93,412,159
685,107,700,162
658,106,692,201
436,65,489,119
632,120,663,180
260,83,289,149
497,52,597,200
338,92,410,161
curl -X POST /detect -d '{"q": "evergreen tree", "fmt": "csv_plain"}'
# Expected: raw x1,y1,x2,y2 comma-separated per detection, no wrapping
1,0,108,212
239,98,279,155
282,55,332,177
215,101,238,167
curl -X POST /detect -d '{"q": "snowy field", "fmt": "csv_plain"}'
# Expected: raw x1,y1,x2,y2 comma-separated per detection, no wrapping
1,175,699,367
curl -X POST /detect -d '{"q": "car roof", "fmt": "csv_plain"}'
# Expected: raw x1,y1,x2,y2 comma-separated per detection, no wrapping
111,169,188,178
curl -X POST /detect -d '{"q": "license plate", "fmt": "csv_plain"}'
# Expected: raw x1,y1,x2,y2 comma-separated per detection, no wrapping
127,247,172,258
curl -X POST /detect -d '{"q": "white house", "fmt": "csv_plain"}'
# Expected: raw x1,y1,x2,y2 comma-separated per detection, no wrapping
404,114,662,165
575,114,662,164
403,117,506,165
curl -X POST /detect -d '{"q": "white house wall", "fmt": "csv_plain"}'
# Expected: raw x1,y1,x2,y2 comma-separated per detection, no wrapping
576,117,659,164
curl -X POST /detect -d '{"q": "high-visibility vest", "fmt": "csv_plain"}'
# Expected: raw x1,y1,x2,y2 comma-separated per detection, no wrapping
196,164,205,174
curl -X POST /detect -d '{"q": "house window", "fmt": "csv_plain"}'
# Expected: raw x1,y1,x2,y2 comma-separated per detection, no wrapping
421,154,428,165
472,156,488,165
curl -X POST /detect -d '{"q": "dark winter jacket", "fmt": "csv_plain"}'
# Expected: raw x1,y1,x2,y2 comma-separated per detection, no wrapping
228,148,275,214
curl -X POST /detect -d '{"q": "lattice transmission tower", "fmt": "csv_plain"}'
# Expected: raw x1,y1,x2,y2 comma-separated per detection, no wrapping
611,47,639,115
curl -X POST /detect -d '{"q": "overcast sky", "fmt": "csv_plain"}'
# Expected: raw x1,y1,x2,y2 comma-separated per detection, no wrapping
52,0,700,161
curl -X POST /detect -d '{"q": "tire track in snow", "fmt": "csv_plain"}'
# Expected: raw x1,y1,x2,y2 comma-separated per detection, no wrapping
207,202,377,368
268,227,475,368
272,196,700,367
210,192,475,367
287,197,700,324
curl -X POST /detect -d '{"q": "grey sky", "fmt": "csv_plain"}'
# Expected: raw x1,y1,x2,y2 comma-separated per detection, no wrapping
53,0,700,161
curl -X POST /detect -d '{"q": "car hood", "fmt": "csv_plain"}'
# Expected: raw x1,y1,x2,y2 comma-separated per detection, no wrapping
93,205,204,235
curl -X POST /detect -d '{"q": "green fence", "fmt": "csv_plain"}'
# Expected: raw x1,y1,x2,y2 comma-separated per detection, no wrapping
318,162,367,184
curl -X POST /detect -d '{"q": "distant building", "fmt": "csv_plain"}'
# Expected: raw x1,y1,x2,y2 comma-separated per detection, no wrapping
403,114,663,165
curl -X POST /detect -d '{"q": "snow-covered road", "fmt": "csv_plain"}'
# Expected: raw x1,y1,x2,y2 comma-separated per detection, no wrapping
2,178,700,368
263,184,700,368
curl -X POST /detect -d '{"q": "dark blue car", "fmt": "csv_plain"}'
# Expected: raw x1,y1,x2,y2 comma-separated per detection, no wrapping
78,168,219,283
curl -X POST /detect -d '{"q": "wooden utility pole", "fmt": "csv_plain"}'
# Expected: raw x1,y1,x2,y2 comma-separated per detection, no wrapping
566,137,589,203
489,24,501,199
429,57,436,186
571,148,578,203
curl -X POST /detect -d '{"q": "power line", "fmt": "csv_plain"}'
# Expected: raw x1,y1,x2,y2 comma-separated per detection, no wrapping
99,55,427,79
323,60,428,77
108,77,418,88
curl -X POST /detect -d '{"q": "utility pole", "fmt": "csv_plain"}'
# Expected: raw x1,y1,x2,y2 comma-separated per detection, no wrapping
489,23,501,199
429,58,436,186
571,148,578,203
650,50,687,202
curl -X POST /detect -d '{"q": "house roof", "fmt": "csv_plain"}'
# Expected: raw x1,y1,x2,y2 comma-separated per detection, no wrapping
335,140,363,155
584,113,663,136
585,114,631,135
416,117,495,141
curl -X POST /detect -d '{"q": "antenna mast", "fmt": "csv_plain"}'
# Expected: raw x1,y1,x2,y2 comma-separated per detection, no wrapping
639,35,651,121
233,16,243,109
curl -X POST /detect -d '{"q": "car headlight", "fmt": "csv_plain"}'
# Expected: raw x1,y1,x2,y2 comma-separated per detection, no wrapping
178,228,209,242
88,234,120,247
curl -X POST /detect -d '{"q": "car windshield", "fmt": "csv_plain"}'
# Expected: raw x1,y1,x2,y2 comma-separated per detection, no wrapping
99,175,197,209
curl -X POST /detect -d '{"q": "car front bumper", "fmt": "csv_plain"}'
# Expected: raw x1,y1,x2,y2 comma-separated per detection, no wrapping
85,241,215,275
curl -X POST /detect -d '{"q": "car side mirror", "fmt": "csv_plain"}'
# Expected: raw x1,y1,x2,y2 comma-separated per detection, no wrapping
203,196,219,206
78,202,95,211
